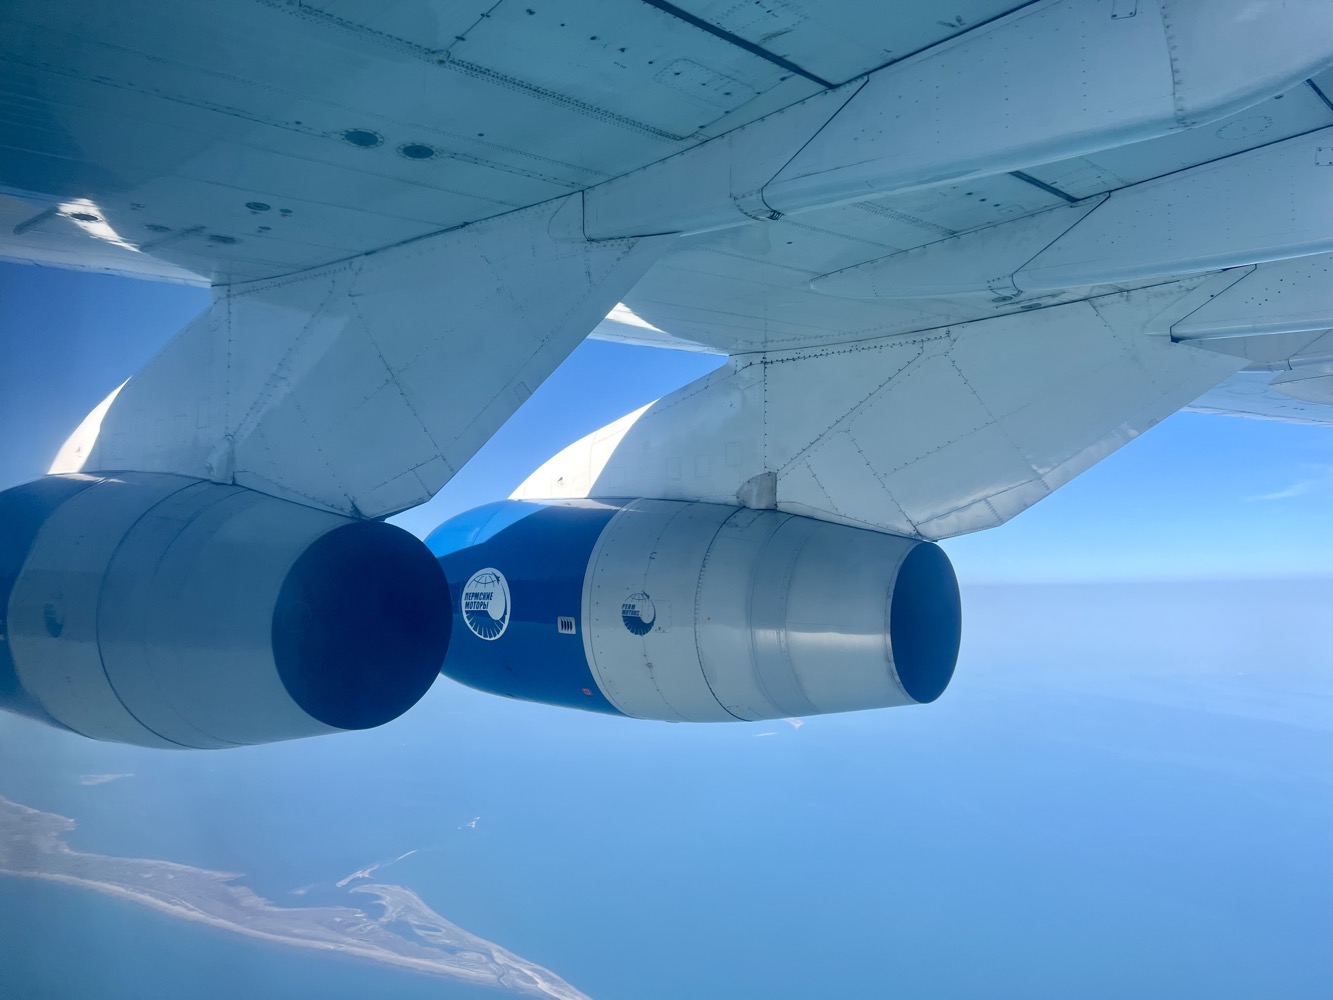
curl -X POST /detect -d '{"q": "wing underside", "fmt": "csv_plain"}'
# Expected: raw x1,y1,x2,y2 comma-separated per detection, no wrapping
5,0,1333,527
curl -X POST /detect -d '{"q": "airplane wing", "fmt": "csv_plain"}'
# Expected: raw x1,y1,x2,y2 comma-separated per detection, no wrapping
4,0,1333,745
1188,372,1333,426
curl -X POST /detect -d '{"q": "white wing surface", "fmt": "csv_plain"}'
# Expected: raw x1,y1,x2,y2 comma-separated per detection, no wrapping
4,0,1333,519
50,199,662,517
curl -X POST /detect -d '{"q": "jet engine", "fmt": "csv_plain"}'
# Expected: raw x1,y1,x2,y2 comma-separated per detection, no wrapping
428,499,960,721
0,473,448,747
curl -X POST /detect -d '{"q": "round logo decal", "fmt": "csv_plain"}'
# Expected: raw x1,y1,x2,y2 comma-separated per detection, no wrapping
462,568,511,641
621,592,656,636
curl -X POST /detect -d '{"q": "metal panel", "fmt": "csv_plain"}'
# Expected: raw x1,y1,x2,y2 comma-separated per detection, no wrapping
1024,87,1333,200
602,171,1111,355
811,199,1103,300
1268,367,1333,405
516,279,1244,539
1019,128,1333,289
663,0,1029,84
781,519,916,713
582,499,739,721
448,2,794,138
1187,371,1333,425
764,0,1333,214
1164,254,1333,342
691,507,791,720
5,472,446,748
570,499,952,721
0,0,828,281
855,173,1070,242
95,485,351,748
53,197,666,517
7,474,194,747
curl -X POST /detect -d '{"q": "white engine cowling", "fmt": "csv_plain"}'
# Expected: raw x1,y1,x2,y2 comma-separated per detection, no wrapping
0,473,449,748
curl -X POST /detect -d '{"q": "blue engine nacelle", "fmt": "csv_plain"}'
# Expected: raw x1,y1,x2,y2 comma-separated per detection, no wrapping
428,499,961,722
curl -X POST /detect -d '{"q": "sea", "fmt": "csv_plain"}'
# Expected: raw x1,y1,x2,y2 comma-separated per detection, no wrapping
2,580,1332,999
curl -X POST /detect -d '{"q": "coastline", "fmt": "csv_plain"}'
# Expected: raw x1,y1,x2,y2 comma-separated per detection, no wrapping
0,796,591,1000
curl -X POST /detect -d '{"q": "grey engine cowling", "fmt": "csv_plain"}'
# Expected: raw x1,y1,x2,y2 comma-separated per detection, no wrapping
0,473,449,748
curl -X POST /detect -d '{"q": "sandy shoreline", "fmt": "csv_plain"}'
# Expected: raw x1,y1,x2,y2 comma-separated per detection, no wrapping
0,796,592,1000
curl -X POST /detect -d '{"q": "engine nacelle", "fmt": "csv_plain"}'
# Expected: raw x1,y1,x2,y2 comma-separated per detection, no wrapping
428,499,960,722
0,473,449,748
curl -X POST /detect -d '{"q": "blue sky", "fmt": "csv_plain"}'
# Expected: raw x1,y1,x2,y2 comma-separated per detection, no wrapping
3,263,1332,1000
